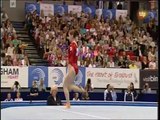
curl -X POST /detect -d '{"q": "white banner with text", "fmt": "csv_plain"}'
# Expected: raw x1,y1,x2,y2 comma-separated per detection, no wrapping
68,5,82,14
40,3,54,16
116,10,128,20
1,66,28,87
86,68,140,88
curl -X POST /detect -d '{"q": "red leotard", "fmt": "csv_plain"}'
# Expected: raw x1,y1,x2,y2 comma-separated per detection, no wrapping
68,41,78,75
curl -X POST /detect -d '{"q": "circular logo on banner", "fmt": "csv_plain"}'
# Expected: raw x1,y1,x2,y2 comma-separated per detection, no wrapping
27,4,37,13
74,70,83,86
106,10,113,19
84,7,92,14
51,68,64,85
148,12,154,19
31,68,45,81
57,6,65,15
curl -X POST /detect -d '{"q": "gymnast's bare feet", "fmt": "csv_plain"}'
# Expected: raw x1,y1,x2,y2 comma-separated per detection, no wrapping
64,103,71,109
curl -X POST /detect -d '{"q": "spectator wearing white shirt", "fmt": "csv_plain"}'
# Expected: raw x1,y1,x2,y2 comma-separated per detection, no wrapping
4,93,13,101
1,10,9,23
6,43,14,57
14,92,23,102
148,57,156,69
107,57,115,68
142,83,152,94
72,93,80,101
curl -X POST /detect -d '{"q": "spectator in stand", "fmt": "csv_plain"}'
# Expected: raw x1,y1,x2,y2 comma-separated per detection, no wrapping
38,78,46,92
130,82,138,101
134,56,142,69
47,85,62,106
148,46,156,62
72,93,80,101
141,56,149,69
1,13,30,67
124,86,134,101
24,7,157,69
129,60,138,69
14,92,23,102
85,78,94,92
118,56,126,68
4,93,13,101
1,10,9,23
104,84,113,101
142,83,152,94
107,57,115,68
148,57,156,69
11,81,21,92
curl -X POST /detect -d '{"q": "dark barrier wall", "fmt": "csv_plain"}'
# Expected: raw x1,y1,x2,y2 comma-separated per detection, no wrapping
140,69,158,89
1,92,157,102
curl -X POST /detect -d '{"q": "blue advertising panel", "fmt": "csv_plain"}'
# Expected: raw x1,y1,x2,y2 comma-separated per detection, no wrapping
82,5,96,17
25,3,40,15
74,67,86,87
144,11,158,23
54,4,68,16
103,9,116,20
28,66,48,87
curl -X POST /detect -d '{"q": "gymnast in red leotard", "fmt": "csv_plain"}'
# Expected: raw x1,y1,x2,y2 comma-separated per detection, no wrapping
63,30,85,109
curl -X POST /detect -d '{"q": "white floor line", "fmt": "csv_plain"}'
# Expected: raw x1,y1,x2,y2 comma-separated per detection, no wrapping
50,107,107,119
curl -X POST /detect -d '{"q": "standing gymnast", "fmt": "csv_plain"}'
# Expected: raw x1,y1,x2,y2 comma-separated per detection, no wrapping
63,30,85,108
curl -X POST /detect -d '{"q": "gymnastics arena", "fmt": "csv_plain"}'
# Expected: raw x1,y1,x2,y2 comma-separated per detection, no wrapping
1,0,158,120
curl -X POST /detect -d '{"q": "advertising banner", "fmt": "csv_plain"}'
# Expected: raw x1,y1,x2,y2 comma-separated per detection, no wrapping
140,70,158,89
10,0,16,8
86,68,140,88
48,67,66,87
68,5,82,14
54,4,68,16
40,3,54,16
1,66,28,87
144,11,158,24
103,9,116,20
74,67,86,87
25,3,40,14
28,66,48,87
82,5,96,17
116,10,128,20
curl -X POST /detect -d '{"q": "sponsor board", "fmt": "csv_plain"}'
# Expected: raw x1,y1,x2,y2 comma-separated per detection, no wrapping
54,4,68,15
28,66,48,87
140,70,158,89
1,66,28,87
25,3,40,14
48,67,66,87
74,67,86,87
82,5,96,17
103,9,116,20
116,10,128,20
10,0,16,8
40,3,54,16
86,68,140,88
68,5,82,14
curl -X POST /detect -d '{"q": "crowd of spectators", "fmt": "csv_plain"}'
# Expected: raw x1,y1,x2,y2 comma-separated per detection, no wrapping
1,10,30,66
25,9,158,69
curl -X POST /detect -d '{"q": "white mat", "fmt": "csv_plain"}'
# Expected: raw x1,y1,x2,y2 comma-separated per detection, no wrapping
1,106,157,120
